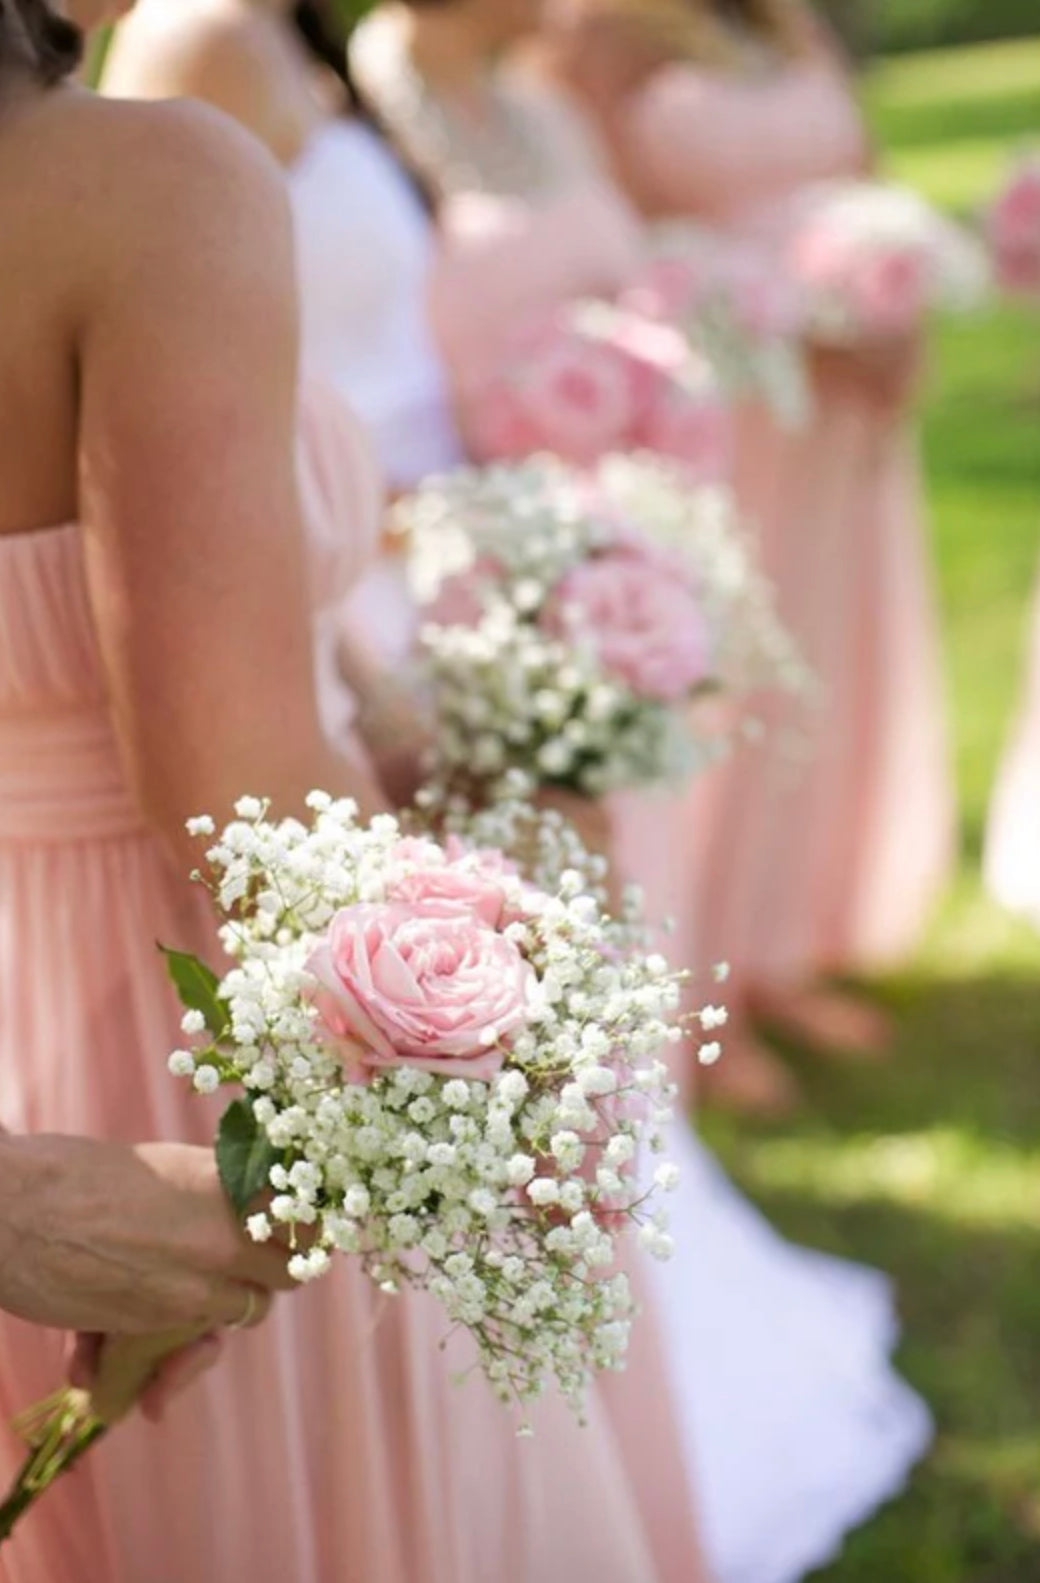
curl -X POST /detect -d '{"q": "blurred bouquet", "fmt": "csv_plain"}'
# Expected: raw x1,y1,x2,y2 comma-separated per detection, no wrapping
461,299,732,484
986,155,1040,299
0,792,688,1537
623,225,811,428
779,180,989,344
403,454,807,797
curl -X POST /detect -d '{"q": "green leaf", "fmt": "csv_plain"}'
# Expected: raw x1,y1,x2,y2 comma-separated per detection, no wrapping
216,1100,280,1217
159,946,229,1037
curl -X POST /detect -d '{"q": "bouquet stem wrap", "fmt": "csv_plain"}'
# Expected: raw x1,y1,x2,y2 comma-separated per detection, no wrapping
0,1326,200,1542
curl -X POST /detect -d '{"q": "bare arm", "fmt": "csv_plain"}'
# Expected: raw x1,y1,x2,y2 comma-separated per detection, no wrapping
76,102,384,869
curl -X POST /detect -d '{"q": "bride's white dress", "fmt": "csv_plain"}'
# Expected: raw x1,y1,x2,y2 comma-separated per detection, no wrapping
288,113,931,1583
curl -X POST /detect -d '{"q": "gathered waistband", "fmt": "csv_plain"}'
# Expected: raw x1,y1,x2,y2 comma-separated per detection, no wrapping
0,710,145,842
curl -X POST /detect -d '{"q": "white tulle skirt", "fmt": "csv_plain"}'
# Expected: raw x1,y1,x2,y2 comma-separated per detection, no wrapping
985,568,1040,926
644,1122,932,1583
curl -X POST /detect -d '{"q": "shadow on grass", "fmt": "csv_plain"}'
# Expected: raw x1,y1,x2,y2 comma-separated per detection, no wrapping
702,967,1040,1580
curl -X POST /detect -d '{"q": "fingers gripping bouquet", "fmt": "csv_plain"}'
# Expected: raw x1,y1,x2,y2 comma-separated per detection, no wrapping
0,793,687,1539
403,454,808,797
777,180,989,344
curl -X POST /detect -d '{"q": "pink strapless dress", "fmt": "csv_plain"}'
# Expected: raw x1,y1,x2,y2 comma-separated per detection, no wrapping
429,113,932,1583
0,387,704,1583
604,59,954,984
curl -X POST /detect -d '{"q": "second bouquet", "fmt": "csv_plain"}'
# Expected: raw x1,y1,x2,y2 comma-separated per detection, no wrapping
403,453,808,798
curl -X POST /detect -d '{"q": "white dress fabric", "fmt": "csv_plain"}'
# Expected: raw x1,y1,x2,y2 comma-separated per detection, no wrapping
644,1123,932,1583
290,119,465,666
985,563,1040,924
287,109,932,1583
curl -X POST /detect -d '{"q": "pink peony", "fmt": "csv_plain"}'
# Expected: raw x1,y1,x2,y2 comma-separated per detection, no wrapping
850,246,929,335
308,901,534,1081
620,256,707,323
470,322,638,467
989,161,1040,297
639,383,733,483
542,547,712,702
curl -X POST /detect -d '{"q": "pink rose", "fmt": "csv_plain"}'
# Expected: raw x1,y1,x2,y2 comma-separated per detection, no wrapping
308,902,534,1081
542,547,712,702
442,834,520,882
385,837,512,928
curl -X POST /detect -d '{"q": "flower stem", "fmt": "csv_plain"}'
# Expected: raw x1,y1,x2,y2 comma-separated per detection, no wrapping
0,1325,201,1546
0,1390,106,1541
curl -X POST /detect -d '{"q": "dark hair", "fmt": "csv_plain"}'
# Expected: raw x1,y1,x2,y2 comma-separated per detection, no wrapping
0,0,83,88
291,0,439,213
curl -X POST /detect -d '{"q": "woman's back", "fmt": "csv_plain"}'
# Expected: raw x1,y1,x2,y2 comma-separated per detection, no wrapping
0,88,119,537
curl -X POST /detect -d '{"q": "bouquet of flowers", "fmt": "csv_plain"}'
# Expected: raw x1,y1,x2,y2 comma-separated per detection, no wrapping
622,225,811,428
0,792,686,1538
403,454,807,797
986,155,1040,299
461,298,732,485
778,179,989,344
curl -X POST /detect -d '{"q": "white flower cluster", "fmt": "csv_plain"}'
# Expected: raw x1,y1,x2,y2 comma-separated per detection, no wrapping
170,794,688,1420
783,179,990,344
401,454,809,797
646,222,813,429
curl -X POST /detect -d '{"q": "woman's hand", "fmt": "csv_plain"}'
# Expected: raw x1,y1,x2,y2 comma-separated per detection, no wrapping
0,1134,294,1338
810,329,925,418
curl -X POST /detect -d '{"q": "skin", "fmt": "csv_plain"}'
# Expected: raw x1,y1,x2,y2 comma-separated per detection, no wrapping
0,0,384,1398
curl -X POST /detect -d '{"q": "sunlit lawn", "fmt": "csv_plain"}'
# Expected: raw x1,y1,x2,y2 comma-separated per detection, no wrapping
703,36,1040,1583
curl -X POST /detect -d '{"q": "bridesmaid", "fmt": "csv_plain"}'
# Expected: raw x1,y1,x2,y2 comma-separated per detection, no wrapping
102,4,716,1580
0,4,713,1581
546,0,955,1109
151,3,924,1583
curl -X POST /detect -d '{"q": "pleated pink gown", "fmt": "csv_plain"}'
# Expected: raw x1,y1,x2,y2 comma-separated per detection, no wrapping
598,55,955,984
0,385,703,1583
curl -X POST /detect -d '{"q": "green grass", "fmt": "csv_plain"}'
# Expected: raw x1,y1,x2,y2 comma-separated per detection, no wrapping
702,38,1040,1583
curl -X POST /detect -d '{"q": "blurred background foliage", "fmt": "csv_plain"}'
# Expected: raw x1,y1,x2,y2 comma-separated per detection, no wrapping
329,0,1039,59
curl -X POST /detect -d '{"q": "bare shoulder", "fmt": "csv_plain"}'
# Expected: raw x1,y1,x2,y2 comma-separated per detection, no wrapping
104,1,271,94
27,91,292,305
104,2,286,148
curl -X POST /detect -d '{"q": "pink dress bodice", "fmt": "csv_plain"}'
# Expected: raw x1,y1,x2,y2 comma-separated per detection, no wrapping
430,183,645,386
0,379,379,850
0,526,143,848
0,399,705,1583
616,59,867,223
